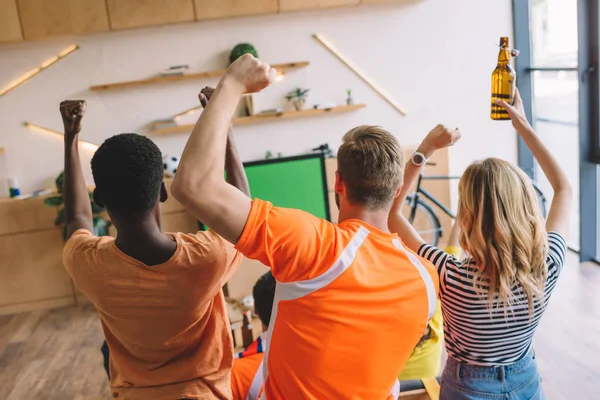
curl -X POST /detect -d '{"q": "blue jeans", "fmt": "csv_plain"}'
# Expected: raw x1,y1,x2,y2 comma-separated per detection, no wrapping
440,351,545,400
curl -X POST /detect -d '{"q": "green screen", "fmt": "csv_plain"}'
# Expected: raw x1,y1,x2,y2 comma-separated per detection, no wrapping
244,156,329,220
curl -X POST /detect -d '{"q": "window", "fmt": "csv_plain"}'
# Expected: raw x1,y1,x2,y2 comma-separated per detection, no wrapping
514,0,599,261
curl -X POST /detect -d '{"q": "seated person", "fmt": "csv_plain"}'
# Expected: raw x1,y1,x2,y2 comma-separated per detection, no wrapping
231,271,275,400
398,222,461,381
60,89,249,400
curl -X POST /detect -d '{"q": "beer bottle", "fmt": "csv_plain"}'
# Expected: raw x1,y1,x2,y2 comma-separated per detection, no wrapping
491,37,516,120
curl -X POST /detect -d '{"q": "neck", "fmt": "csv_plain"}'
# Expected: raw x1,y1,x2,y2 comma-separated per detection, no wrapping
338,204,391,233
112,208,167,246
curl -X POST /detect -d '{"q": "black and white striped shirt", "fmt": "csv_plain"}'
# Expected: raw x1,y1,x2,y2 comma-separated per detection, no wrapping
418,232,567,366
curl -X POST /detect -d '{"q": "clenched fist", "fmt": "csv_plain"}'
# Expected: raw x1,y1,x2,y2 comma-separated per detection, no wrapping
421,124,461,155
198,86,214,108
224,54,277,94
60,100,86,136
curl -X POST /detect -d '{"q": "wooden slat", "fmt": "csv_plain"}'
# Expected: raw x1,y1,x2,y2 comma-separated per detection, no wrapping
17,0,109,40
153,104,366,135
0,0,22,42
89,61,309,91
279,0,359,12
313,33,407,116
106,0,195,30
195,0,278,20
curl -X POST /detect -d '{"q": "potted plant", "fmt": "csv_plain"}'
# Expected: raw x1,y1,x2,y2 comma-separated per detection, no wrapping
44,171,111,240
229,43,259,64
285,88,310,111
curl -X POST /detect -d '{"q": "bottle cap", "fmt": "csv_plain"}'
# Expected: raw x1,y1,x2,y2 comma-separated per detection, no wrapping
8,177,18,188
500,37,509,48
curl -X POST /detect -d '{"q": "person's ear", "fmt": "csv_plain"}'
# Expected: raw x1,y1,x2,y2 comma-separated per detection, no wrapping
393,184,403,199
92,188,105,208
334,171,343,194
160,182,168,203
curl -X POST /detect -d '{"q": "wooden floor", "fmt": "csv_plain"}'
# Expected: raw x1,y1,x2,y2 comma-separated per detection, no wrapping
0,252,598,400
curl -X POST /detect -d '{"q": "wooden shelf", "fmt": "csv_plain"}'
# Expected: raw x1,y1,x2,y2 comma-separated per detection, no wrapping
90,61,310,91
153,104,366,135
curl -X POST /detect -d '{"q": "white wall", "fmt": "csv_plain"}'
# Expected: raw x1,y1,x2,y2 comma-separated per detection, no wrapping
0,0,514,196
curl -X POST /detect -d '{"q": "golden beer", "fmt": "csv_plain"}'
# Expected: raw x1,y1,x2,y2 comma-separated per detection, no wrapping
491,37,516,120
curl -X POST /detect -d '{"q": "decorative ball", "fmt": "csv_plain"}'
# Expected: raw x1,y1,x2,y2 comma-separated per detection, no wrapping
229,43,259,64
163,155,180,177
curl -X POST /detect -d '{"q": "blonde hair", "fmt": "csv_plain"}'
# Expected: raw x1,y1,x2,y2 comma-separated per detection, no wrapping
337,126,403,210
457,158,548,315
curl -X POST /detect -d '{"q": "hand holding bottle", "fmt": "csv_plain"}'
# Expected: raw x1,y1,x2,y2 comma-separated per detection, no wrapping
495,89,532,134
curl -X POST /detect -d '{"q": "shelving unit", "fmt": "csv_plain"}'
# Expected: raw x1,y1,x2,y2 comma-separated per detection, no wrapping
90,61,310,91
153,104,366,135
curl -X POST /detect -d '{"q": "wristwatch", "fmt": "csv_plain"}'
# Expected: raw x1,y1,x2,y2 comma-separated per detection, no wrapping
411,151,428,167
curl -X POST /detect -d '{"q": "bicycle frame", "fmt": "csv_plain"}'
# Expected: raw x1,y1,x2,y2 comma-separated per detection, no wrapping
412,174,458,220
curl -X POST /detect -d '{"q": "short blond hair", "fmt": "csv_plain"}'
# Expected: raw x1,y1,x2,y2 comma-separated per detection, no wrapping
337,125,403,210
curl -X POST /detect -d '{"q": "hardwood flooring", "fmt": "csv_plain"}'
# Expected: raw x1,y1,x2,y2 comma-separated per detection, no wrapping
0,252,598,399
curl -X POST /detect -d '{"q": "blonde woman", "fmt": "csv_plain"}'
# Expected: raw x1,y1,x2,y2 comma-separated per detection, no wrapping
389,90,570,399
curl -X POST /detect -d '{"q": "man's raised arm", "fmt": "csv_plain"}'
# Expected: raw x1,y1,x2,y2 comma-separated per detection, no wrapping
62,100,94,240
172,55,275,244
198,86,251,197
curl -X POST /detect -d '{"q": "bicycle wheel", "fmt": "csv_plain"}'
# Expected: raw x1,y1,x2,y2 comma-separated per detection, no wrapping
404,196,442,246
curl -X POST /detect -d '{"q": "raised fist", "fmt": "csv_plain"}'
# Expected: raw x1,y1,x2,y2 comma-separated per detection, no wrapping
225,54,276,94
59,100,86,136
423,124,461,153
198,86,214,108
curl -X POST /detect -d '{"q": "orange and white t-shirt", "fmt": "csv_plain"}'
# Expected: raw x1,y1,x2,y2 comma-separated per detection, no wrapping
231,354,264,400
63,229,243,400
235,199,439,400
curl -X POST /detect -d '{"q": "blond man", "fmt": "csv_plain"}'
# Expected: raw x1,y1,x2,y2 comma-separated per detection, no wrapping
172,55,460,400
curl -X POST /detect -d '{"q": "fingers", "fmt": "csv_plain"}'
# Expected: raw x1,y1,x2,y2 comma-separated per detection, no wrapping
198,93,207,108
495,99,513,112
513,89,523,108
60,100,86,118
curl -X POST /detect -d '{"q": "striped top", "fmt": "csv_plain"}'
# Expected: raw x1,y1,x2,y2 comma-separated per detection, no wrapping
418,232,567,366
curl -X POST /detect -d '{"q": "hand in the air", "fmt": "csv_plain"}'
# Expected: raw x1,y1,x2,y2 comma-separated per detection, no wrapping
225,54,277,94
60,100,86,136
495,89,532,132
422,124,462,154
198,86,214,108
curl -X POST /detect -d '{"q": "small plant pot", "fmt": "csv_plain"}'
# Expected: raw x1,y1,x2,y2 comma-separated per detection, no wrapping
292,99,306,111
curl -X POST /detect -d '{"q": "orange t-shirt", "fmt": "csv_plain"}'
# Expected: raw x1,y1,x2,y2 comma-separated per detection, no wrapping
63,229,243,400
231,354,264,400
235,199,439,400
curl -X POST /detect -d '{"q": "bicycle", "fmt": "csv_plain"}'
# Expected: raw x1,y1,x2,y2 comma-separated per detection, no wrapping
406,168,548,246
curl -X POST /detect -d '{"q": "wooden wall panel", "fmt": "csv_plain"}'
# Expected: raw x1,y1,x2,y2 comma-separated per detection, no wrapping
162,211,199,233
0,229,73,309
0,197,58,236
0,0,23,42
279,0,359,12
194,0,278,20
361,0,405,4
17,0,109,40
106,0,195,30
226,258,269,300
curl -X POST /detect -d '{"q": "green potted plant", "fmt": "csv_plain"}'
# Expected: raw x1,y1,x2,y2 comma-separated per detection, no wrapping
229,43,259,64
44,171,111,240
285,88,310,111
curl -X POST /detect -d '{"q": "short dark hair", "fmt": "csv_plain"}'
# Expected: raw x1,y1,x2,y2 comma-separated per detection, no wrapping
253,271,276,327
91,133,163,217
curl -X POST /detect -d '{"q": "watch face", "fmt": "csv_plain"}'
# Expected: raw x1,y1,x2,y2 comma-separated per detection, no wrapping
413,154,425,165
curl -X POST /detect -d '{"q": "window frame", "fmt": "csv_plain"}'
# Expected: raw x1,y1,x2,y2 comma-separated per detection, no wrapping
512,0,599,261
